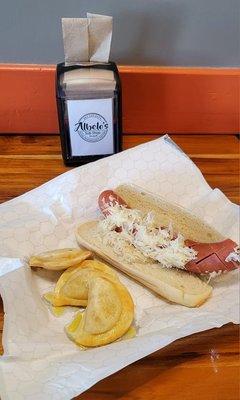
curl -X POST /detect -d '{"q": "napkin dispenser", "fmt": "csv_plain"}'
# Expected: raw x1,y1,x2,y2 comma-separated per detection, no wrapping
56,15,122,166
56,62,122,166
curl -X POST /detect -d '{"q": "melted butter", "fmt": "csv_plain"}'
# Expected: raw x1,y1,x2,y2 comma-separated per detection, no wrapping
43,292,66,317
66,312,83,333
122,325,136,340
66,312,87,350
43,292,55,303
51,305,66,317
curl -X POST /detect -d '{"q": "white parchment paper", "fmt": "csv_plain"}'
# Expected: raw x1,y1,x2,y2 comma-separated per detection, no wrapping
0,135,239,400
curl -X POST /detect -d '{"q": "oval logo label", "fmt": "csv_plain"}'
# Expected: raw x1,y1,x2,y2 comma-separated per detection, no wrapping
74,113,108,143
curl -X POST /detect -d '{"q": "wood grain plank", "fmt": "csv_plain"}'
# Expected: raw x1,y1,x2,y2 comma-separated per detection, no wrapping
75,366,239,400
0,134,239,155
0,134,239,204
0,134,62,154
0,65,239,134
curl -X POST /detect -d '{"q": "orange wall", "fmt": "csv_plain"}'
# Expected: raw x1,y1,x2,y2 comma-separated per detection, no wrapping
0,65,239,134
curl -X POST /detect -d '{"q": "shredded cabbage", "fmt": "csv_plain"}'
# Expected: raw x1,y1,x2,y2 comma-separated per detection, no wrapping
225,246,240,263
98,203,197,269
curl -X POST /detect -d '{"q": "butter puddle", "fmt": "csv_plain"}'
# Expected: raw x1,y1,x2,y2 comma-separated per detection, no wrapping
66,311,83,333
121,325,136,340
51,305,66,317
43,292,68,317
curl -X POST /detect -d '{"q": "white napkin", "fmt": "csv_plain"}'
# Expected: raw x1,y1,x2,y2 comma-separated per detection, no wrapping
0,135,239,400
62,13,112,64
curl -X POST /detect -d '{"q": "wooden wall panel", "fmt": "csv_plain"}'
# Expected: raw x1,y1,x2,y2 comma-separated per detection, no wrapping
0,65,239,134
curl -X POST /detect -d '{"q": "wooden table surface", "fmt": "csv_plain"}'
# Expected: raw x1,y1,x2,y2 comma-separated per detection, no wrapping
0,133,239,400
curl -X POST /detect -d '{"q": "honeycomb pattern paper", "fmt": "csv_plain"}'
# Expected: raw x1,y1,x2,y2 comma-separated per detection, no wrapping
0,135,239,400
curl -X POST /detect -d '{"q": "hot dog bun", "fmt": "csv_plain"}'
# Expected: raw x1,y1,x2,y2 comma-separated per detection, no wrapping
75,184,222,307
76,220,212,307
114,184,223,243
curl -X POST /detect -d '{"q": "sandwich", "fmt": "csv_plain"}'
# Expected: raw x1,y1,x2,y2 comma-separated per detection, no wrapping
76,184,239,308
